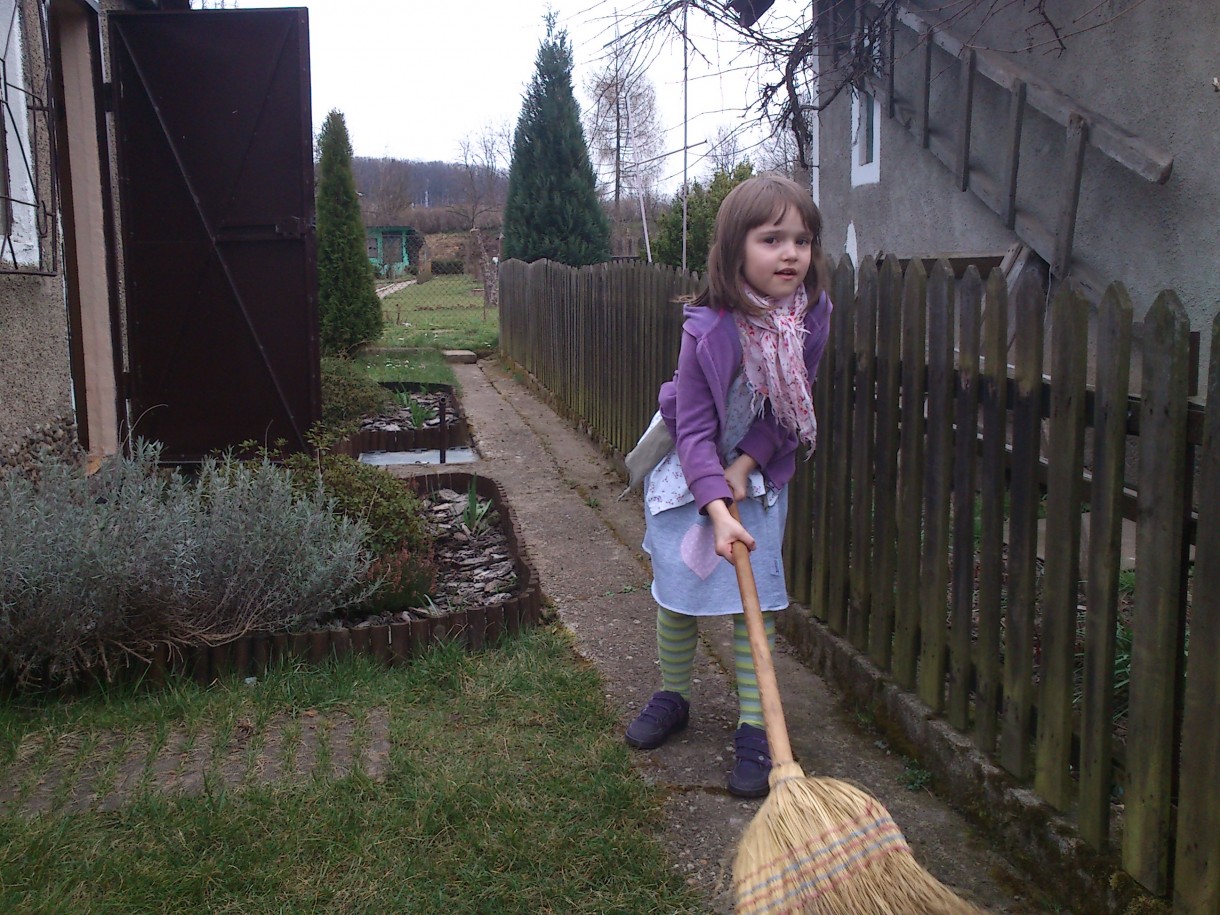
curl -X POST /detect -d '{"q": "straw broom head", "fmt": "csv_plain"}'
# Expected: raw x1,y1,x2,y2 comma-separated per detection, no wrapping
725,507,983,914
733,762,986,915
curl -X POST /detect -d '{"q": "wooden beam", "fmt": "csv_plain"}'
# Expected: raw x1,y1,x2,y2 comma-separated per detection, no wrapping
955,48,976,191
894,3,1173,184
1052,114,1088,279
918,26,932,148
1002,79,1026,228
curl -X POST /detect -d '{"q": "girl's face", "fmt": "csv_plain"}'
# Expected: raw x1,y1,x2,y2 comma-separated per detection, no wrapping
741,206,812,302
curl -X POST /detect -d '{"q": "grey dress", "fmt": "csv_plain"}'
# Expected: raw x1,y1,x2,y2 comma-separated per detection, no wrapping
641,373,790,617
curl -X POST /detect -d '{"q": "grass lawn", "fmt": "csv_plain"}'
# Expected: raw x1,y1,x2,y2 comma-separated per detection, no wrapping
348,348,455,387
378,275,499,353
0,629,703,914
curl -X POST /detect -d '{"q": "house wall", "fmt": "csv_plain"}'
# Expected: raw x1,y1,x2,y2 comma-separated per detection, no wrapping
815,0,1218,339
0,0,142,474
0,1,77,466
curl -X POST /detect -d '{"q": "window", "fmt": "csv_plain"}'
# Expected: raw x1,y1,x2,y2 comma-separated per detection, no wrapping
0,0,57,274
851,87,880,185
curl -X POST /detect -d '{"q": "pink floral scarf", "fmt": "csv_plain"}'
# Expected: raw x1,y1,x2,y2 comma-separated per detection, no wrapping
734,283,817,450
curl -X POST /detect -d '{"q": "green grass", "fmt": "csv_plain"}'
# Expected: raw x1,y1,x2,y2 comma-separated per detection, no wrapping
379,275,499,352
348,349,455,386
0,629,703,914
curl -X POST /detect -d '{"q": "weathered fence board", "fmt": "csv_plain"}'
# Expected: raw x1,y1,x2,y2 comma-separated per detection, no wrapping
1034,282,1088,811
948,267,982,731
1173,311,1220,913
827,257,856,634
870,256,904,667
893,259,927,689
1078,283,1134,849
849,258,878,650
975,271,1008,754
1125,291,1191,896
1001,270,1044,779
918,260,956,711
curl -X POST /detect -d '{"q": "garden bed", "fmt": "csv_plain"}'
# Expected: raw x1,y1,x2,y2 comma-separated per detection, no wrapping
7,473,542,694
328,382,471,457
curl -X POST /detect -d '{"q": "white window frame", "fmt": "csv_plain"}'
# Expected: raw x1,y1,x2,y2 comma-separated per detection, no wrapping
850,86,881,186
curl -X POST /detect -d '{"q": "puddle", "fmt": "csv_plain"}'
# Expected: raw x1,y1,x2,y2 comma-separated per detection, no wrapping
359,447,478,466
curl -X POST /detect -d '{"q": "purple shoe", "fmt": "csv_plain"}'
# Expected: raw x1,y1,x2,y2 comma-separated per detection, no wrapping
625,690,690,749
728,723,772,798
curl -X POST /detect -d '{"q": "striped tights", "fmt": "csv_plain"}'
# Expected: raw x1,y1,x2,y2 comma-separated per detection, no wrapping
656,606,775,729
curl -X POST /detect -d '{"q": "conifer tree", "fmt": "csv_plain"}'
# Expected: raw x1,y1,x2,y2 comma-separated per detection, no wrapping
654,162,754,274
316,109,382,355
502,15,610,266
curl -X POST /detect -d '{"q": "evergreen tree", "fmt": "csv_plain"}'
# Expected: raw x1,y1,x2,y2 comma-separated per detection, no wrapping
316,109,382,355
654,162,754,274
502,15,610,266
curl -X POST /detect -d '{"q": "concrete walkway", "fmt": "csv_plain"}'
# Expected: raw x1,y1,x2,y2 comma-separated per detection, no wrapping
417,358,1050,914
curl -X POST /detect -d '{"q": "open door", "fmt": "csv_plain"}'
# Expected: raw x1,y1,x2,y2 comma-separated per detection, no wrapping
110,8,318,461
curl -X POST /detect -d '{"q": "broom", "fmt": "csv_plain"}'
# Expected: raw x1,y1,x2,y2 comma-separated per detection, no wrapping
727,505,984,915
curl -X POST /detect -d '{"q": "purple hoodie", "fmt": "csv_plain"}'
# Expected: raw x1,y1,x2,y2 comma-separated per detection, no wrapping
657,291,833,512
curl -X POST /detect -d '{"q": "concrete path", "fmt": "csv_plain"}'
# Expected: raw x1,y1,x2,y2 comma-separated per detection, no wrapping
423,358,1050,914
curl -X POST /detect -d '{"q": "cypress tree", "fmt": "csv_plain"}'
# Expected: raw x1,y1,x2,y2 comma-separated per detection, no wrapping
502,15,610,266
316,109,382,355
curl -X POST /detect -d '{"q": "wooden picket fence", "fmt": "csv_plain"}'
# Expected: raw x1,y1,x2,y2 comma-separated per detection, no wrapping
498,255,1219,913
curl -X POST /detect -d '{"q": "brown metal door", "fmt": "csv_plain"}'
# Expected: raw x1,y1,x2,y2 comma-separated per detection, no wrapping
110,9,318,461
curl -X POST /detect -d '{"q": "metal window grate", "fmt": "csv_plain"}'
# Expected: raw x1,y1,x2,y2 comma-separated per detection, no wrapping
0,0,58,275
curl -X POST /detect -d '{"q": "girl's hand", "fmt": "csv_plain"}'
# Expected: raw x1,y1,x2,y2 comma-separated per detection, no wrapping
723,453,758,502
705,498,756,561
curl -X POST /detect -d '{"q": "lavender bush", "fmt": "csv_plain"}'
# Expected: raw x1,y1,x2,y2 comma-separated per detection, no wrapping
0,441,375,688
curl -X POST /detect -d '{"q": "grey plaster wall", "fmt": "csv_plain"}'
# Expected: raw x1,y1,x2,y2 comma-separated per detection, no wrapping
0,274,73,446
815,0,1219,337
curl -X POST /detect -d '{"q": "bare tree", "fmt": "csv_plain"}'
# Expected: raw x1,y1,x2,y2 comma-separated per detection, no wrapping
616,1,1141,176
450,125,510,232
353,157,416,226
585,39,666,211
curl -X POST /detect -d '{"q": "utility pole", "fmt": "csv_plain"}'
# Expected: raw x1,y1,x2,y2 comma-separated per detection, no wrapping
681,0,689,272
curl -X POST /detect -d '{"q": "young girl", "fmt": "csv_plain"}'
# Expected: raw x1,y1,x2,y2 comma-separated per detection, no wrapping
624,175,832,798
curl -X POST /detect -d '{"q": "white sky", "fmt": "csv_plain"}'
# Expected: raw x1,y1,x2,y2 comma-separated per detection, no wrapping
230,0,813,193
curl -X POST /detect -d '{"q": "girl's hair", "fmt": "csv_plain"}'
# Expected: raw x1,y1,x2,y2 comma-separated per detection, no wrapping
690,174,825,315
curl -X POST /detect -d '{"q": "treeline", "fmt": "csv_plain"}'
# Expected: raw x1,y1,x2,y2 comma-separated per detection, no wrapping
351,156,508,231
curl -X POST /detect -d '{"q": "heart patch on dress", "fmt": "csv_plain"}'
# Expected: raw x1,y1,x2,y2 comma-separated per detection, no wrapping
679,521,720,580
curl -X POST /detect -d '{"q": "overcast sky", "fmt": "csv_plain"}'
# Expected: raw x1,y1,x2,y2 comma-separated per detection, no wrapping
227,0,812,193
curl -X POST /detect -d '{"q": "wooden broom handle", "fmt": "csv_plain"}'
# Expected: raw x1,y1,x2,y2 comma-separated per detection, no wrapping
728,502,794,767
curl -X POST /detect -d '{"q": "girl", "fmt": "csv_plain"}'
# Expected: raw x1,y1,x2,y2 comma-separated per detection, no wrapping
624,175,832,798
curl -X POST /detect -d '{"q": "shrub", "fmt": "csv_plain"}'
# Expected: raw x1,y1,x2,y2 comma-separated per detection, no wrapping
0,441,375,689
430,258,465,275
320,357,394,439
283,453,436,613
283,452,434,561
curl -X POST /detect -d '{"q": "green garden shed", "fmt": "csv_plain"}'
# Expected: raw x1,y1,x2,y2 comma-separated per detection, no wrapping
365,225,423,279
